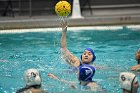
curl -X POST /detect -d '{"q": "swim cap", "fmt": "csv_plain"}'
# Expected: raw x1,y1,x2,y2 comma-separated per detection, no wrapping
119,72,138,91
79,64,95,82
24,68,41,87
81,48,96,62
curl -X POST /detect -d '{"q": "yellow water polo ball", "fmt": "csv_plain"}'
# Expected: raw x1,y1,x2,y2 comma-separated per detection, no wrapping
55,1,71,17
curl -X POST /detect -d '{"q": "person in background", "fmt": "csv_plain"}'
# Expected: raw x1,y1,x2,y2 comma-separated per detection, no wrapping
119,72,139,93
16,68,45,93
131,48,140,71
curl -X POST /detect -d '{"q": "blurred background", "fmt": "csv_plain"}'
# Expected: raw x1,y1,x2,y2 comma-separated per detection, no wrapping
0,0,140,29
0,0,140,17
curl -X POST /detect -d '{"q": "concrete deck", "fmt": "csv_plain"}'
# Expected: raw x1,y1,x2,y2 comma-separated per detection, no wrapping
0,8,140,30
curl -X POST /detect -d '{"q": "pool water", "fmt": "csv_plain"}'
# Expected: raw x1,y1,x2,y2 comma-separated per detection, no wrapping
0,26,140,93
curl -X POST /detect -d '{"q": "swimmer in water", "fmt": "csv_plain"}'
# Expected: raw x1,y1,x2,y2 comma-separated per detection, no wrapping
16,68,46,93
61,20,96,67
59,19,103,91
119,72,139,93
131,48,140,71
48,64,102,91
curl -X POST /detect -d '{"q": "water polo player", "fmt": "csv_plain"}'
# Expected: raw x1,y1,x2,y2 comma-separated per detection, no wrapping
60,20,96,67
78,64,101,91
48,64,102,91
119,72,139,93
16,68,45,93
131,48,140,71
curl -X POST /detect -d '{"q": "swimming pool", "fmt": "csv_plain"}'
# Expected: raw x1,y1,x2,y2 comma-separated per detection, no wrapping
0,25,140,93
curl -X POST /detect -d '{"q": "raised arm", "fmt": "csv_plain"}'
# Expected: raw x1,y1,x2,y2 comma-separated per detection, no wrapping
60,20,80,67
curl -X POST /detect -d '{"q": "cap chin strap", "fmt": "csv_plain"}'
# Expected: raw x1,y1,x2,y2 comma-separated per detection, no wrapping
130,76,136,93
26,84,41,90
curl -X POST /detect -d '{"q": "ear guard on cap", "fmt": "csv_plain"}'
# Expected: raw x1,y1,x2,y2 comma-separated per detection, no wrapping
119,72,138,91
81,48,96,62
24,68,41,87
79,64,95,82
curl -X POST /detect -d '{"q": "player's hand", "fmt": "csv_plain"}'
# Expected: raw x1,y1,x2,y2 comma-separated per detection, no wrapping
61,20,67,31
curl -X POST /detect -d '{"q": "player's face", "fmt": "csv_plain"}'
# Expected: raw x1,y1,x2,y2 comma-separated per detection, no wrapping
81,50,93,64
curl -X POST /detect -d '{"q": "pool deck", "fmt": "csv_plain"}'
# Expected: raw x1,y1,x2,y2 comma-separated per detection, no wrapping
0,8,140,30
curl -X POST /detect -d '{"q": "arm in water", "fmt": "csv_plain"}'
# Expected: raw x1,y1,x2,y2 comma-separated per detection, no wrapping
48,73,77,89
